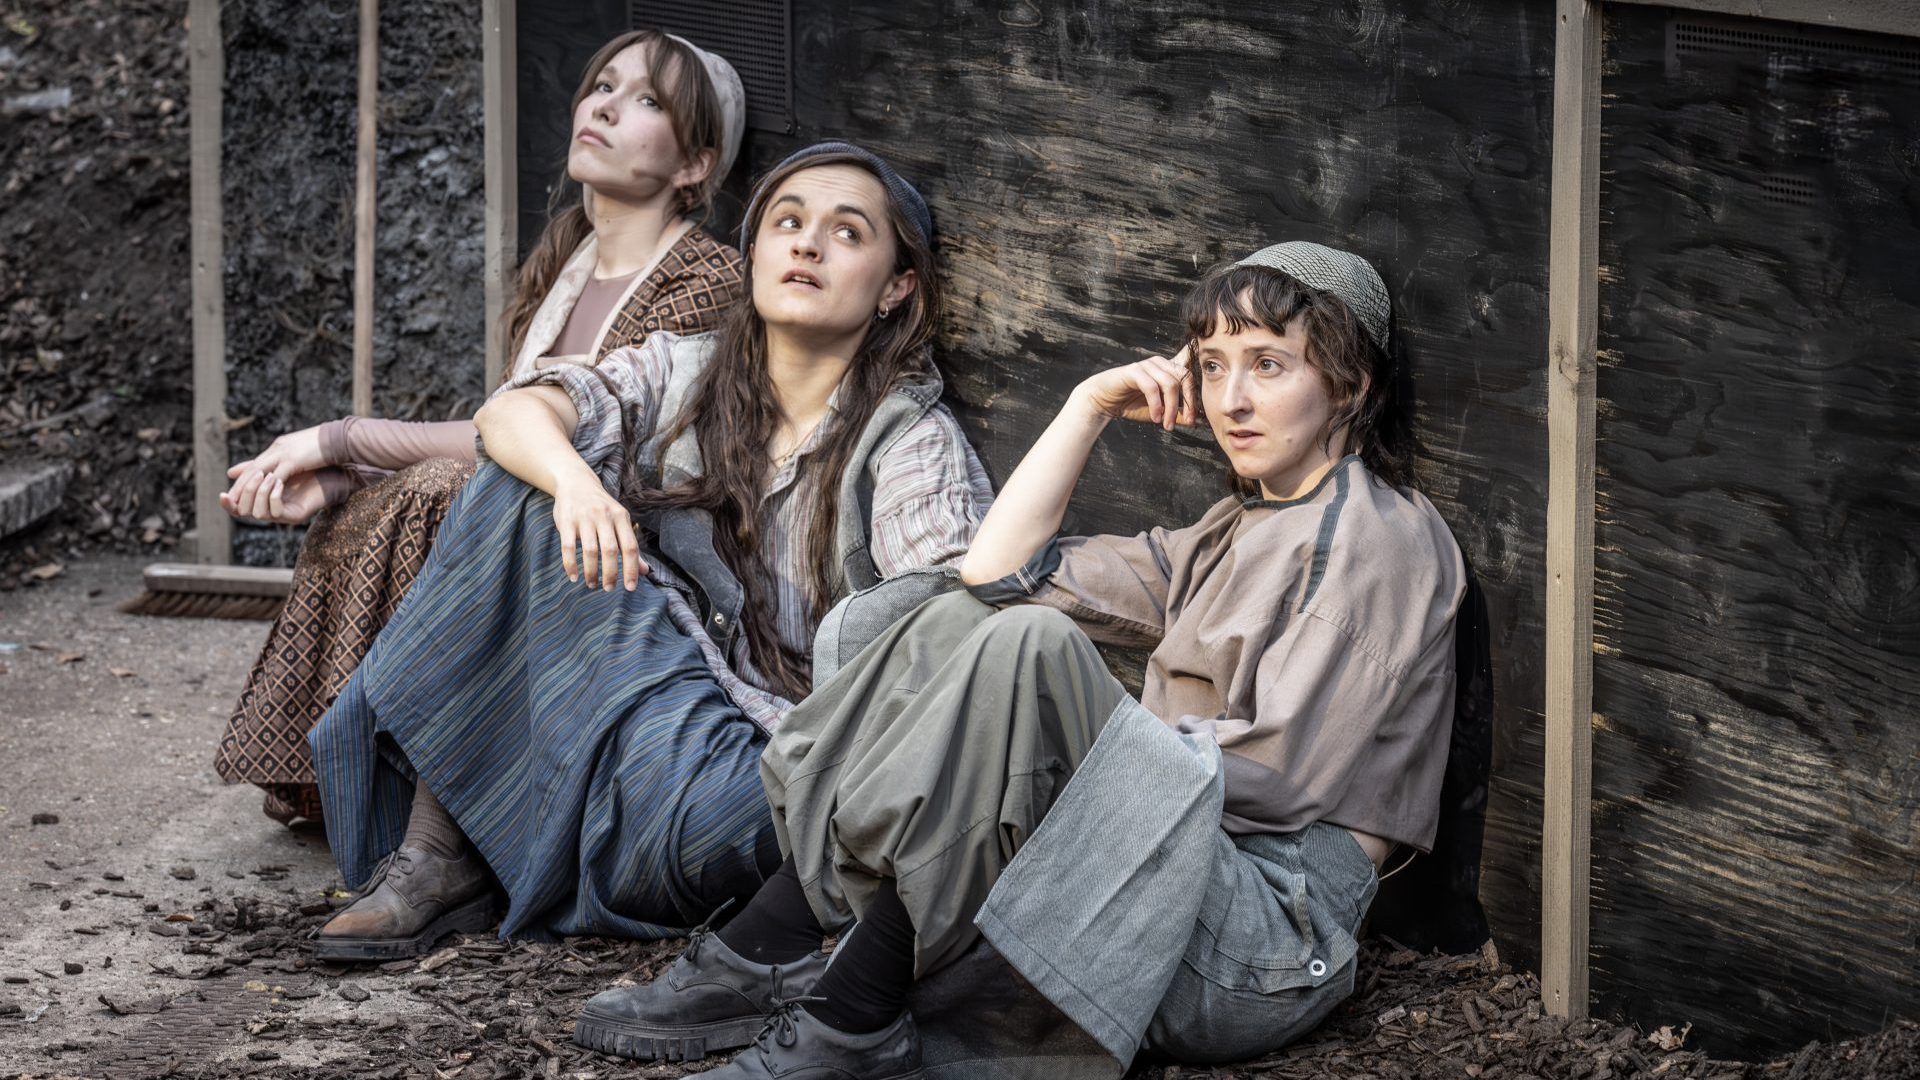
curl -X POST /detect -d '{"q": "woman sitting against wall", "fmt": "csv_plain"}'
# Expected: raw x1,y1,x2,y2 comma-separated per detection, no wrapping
213,29,748,827
305,141,993,961
574,242,1463,1079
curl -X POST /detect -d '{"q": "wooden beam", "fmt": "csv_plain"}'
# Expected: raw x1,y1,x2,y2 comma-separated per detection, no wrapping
352,0,378,417
188,0,229,566
1543,0,1601,1021
482,0,518,391
1608,0,1920,39
141,563,294,598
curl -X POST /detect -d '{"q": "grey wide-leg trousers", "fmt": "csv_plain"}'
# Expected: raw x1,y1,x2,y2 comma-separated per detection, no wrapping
761,591,1124,977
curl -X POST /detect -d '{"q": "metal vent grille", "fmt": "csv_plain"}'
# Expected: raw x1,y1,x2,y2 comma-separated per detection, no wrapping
630,0,794,134
1669,16,1920,80
1759,174,1817,207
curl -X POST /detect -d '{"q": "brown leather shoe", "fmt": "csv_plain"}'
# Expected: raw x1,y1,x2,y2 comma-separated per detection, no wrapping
313,844,496,962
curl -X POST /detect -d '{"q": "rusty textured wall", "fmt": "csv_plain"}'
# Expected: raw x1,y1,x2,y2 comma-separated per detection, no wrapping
1592,7,1920,1057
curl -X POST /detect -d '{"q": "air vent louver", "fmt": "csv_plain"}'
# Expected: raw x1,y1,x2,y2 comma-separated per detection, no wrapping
1668,16,1920,80
630,0,794,134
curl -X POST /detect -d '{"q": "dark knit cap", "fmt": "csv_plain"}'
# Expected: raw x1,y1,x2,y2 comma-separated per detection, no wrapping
739,141,933,256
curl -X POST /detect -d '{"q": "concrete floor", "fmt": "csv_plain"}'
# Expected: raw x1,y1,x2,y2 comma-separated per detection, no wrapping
0,555,338,1071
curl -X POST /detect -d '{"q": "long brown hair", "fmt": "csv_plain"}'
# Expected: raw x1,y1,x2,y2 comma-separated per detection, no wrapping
626,151,942,699
1181,264,1414,493
499,30,727,373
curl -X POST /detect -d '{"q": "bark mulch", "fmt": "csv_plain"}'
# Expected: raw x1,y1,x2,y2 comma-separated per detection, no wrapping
8,891,1912,1080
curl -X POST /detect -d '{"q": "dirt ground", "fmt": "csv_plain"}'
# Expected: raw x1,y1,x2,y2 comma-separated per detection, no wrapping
2,557,1916,1079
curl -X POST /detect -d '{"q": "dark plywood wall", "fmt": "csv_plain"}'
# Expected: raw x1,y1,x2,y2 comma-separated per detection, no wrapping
501,0,1920,1055
515,0,1559,973
1593,8,1920,1058
515,0,758,257
515,0,628,255
764,0,1558,971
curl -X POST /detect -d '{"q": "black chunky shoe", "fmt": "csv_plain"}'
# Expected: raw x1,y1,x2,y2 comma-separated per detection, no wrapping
698,998,925,1080
573,925,830,1062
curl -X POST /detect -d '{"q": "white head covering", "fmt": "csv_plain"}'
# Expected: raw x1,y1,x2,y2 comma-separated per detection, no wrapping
1234,241,1391,352
666,34,746,182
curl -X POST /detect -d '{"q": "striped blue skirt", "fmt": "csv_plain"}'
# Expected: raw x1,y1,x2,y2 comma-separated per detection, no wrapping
309,461,779,940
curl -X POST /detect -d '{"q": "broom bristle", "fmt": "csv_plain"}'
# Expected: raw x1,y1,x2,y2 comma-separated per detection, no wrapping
119,589,284,621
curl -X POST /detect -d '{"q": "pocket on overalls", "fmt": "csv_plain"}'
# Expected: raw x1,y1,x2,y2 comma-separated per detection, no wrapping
1182,868,1325,994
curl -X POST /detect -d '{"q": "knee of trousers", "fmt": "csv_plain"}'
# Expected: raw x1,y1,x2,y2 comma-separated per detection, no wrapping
915,589,999,623
976,603,1087,652
653,748,779,912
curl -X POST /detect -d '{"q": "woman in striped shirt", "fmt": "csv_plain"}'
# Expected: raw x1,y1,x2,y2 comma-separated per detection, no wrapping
304,142,992,961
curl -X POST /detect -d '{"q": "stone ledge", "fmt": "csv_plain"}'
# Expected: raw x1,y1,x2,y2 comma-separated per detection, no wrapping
0,460,74,541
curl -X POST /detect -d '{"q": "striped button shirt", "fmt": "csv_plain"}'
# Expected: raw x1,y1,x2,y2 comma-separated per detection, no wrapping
502,330,994,728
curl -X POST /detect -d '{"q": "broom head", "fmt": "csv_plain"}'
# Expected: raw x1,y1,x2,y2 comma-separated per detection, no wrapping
120,563,293,621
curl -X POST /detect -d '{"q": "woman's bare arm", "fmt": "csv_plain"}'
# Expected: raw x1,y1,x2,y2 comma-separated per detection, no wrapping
474,386,586,493
960,348,1193,586
475,385,648,591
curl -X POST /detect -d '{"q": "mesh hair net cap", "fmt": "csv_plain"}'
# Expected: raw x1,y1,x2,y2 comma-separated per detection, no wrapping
1233,241,1391,351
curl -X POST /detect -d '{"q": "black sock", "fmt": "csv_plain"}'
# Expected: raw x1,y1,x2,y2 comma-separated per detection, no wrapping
717,856,825,965
804,877,915,1035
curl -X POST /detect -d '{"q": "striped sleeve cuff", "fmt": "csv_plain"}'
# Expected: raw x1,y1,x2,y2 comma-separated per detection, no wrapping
964,537,1064,606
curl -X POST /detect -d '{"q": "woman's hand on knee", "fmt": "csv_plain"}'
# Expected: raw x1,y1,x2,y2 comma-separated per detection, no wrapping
551,476,648,591
228,426,328,485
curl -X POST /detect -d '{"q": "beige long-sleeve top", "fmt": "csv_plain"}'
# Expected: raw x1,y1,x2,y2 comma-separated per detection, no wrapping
968,454,1464,851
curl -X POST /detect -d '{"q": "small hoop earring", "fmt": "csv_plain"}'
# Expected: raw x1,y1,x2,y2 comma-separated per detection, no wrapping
875,306,892,322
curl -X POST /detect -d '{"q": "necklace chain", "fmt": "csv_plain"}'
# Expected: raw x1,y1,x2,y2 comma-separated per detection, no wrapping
772,416,826,468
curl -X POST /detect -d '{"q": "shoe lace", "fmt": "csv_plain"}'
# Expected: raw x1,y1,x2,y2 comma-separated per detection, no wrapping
303,849,417,941
681,896,736,965
364,848,418,889
754,993,828,1051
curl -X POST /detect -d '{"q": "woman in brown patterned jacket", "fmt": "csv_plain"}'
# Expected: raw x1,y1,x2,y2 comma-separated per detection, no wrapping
212,29,747,826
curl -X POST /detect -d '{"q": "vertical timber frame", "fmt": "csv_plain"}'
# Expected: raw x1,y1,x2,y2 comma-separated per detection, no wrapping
482,0,518,390
1543,0,1601,1021
352,0,379,417
188,0,229,566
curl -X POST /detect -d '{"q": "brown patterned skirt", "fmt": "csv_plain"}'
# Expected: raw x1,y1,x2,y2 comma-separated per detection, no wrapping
214,458,475,824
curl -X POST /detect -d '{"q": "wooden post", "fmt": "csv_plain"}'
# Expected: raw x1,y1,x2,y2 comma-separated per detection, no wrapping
352,0,378,417
1543,0,1601,1021
482,0,518,390
188,0,230,566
